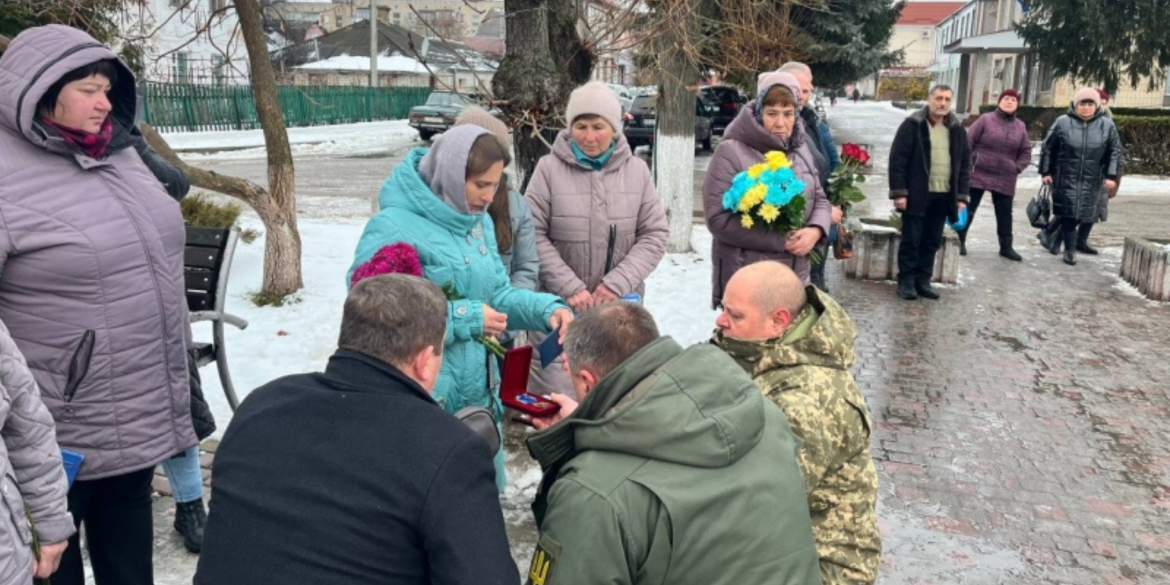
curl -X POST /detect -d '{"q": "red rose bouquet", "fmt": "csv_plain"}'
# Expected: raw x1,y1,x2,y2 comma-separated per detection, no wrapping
828,143,870,215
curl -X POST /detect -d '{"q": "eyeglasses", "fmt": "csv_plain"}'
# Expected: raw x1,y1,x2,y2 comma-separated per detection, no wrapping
1078,101,1097,106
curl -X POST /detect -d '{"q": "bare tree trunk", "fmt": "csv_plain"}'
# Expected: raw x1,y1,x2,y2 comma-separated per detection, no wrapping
652,0,701,253
493,0,593,191
232,0,302,299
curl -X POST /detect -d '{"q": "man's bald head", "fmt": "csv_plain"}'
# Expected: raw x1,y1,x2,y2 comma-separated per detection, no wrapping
717,261,807,341
734,261,807,316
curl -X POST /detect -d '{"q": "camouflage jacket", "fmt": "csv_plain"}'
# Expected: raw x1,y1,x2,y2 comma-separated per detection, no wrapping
712,288,881,585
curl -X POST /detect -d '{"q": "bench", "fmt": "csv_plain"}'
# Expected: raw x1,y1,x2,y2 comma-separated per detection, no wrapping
185,226,249,411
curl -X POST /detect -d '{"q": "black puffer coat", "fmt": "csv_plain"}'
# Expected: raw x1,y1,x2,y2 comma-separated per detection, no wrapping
1039,106,1122,223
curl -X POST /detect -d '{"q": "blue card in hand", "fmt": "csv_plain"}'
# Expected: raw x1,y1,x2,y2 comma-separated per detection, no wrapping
538,327,564,369
61,449,84,488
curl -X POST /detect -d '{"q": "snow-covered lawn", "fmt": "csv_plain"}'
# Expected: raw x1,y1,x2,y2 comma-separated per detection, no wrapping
198,219,721,436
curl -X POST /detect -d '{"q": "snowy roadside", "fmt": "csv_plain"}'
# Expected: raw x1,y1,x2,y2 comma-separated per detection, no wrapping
160,119,420,159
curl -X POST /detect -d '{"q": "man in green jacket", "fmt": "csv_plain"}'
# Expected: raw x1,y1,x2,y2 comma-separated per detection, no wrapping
711,261,881,585
524,302,822,585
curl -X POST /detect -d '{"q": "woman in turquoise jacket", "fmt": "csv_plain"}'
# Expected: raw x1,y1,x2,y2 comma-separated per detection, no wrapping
349,125,572,490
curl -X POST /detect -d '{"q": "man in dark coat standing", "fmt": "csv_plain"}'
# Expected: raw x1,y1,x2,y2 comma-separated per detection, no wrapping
888,85,971,300
194,274,519,585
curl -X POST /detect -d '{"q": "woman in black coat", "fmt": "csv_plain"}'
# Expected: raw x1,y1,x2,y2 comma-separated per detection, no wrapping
1039,88,1122,266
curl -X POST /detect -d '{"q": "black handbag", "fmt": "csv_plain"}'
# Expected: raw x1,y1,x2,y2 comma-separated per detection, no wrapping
1026,185,1052,229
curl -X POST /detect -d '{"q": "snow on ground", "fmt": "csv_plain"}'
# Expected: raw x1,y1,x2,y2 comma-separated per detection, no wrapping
198,220,723,436
160,120,420,160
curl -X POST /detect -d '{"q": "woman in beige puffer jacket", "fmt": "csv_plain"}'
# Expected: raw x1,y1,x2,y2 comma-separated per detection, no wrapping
525,82,668,394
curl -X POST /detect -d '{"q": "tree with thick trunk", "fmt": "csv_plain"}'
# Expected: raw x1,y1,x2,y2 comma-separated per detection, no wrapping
493,0,593,191
230,0,302,300
650,0,703,253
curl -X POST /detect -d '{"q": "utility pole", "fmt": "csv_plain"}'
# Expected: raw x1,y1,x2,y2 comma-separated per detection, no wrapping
369,0,378,87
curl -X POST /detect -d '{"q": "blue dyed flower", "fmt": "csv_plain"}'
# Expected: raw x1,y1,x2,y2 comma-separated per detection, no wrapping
765,183,792,206
776,167,796,183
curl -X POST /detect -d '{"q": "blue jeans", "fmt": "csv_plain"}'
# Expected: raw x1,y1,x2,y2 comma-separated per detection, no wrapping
161,445,203,503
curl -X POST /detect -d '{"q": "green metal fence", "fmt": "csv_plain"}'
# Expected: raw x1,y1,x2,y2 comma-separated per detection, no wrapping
141,83,431,132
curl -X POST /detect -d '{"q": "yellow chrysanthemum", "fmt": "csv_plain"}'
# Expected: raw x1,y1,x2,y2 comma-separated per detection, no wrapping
759,203,780,223
765,151,789,169
747,163,766,179
745,184,767,206
741,214,755,229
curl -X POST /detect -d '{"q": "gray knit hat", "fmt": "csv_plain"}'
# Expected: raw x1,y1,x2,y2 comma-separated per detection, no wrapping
565,81,624,133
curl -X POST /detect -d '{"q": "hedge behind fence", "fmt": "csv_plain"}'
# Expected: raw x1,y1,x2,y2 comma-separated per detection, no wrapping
1114,116,1170,176
974,106,1170,176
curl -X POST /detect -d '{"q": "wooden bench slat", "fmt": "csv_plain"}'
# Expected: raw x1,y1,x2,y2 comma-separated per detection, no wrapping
187,291,212,311
185,267,216,292
185,247,222,269
186,227,230,248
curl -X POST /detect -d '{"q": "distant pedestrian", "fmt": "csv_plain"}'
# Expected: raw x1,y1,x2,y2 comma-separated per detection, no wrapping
830,90,838,106
1038,88,1122,265
196,275,520,585
888,85,971,301
852,88,861,103
959,88,1031,261
0,25,197,585
525,81,668,396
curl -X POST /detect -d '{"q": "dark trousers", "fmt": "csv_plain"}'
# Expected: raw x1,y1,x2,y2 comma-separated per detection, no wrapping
898,193,950,284
963,189,1013,240
47,466,156,585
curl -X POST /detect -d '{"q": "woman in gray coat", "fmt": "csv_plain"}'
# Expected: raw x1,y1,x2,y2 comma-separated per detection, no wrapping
1039,88,1122,266
0,26,194,585
0,319,74,585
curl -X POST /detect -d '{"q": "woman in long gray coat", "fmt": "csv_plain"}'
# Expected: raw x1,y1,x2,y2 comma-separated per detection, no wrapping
0,26,195,585
0,318,74,585
702,71,831,308
1039,88,1122,266
525,81,668,394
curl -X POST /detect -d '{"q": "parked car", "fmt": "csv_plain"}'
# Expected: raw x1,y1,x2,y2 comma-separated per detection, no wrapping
698,86,747,135
607,83,634,112
623,94,716,152
408,91,473,140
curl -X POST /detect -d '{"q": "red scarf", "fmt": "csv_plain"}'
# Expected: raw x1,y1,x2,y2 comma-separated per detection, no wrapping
42,117,113,159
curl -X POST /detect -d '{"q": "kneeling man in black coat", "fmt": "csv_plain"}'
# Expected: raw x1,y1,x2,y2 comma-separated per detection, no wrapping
195,274,519,585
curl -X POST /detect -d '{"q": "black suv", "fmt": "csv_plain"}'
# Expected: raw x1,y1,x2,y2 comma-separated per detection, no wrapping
623,94,715,151
698,86,747,135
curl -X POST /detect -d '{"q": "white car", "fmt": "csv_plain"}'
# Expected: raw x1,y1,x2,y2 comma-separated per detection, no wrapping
607,83,634,111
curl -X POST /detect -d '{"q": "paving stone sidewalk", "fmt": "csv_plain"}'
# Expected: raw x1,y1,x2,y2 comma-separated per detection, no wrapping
832,236,1170,584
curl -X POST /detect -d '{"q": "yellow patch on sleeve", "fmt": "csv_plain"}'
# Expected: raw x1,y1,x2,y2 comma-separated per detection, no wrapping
526,535,561,585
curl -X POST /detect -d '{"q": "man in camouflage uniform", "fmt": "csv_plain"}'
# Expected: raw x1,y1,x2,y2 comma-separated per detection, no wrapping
711,261,881,585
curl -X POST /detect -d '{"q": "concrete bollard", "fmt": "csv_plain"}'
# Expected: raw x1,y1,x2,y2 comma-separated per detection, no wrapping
1121,237,1170,301
844,218,960,284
